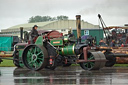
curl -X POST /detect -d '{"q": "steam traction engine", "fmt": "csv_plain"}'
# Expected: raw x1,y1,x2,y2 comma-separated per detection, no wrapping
13,15,107,71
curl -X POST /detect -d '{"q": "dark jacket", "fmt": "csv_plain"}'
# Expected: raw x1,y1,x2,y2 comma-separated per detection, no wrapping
31,27,39,39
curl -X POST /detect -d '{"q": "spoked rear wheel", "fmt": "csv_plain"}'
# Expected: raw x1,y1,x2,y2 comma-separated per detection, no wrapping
22,45,48,71
79,52,106,70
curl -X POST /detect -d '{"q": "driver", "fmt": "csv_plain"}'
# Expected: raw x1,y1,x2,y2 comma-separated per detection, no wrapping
31,25,39,44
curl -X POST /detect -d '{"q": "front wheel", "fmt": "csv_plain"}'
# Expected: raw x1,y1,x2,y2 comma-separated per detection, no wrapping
79,52,106,70
79,53,95,70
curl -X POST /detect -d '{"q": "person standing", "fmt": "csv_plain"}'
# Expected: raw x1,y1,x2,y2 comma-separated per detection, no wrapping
110,40,115,47
31,25,39,44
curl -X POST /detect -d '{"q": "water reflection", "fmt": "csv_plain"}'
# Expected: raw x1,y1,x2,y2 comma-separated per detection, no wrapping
0,67,127,84
13,67,114,84
0,70,1,76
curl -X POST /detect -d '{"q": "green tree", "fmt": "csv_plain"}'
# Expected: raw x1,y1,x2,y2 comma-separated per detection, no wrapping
51,17,57,21
57,15,68,20
28,15,68,23
42,16,52,21
28,16,43,23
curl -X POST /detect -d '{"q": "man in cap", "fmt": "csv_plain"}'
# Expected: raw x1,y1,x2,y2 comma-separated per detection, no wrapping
31,25,39,44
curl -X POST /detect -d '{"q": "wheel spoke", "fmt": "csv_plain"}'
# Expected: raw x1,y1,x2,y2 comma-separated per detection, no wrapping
84,63,88,66
37,58,43,61
86,63,89,68
31,48,35,54
34,62,36,68
90,62,94,65
35,61,40,67
37,51,42,56
29,61,35,67
29,61,32,64
30,59,34,63
87,54,95,69
88,55,94,60
29,61,34,67
28,50,34,55
89,62,93,68
34,47,37,54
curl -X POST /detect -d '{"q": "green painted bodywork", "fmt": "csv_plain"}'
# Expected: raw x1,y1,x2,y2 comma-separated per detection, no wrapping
50,39,63,46
59,44,75,55
35,36,43,45
16,45,27,67
19,50,24,67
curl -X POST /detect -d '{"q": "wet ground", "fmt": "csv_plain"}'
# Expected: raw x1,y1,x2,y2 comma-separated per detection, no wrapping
1,66,128,85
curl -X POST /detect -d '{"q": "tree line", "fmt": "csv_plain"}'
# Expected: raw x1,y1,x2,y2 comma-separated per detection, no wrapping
28,15,69,23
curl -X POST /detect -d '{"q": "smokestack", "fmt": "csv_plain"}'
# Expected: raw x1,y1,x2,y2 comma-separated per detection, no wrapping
20,27,23,42
76,15,81,43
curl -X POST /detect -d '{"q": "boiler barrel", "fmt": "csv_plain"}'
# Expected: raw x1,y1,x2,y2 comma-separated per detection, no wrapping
59,45,75,55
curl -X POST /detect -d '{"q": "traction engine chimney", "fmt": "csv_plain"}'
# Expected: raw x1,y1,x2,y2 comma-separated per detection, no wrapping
76,15,81,44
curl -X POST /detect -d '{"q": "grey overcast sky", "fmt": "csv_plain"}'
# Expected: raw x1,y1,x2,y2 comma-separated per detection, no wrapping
0,0,128,30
